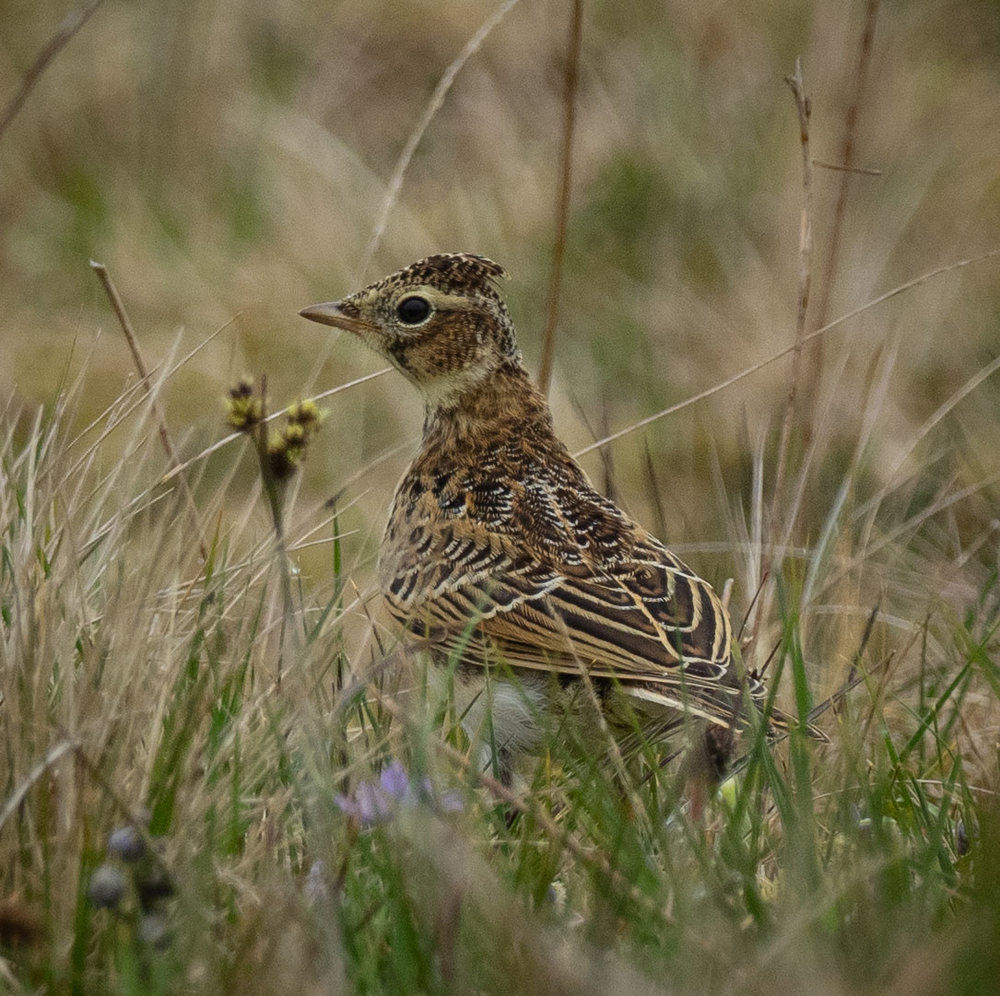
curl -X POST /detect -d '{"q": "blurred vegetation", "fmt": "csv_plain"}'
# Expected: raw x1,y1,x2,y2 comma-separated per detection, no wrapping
1,0,1000,992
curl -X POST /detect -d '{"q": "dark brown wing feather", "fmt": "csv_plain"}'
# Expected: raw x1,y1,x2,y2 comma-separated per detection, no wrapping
380,461,745,729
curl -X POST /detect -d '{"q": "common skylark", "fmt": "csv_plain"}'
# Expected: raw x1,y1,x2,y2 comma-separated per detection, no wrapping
301,253,793,780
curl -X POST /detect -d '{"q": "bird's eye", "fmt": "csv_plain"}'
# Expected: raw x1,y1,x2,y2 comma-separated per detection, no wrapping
396,296,432,325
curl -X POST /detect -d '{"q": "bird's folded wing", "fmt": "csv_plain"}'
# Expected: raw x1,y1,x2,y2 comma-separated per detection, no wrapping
385,533,733,691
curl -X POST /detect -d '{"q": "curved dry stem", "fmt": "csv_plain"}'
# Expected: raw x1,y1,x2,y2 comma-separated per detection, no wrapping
572,247,1000,459
360,0,522,276
0,0,103,144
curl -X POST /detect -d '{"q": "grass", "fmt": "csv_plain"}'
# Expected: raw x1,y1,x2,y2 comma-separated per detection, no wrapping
0,269,997,996
2,1,1000,992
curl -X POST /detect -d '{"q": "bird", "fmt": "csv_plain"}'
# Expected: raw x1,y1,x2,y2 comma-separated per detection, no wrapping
300,253,797,783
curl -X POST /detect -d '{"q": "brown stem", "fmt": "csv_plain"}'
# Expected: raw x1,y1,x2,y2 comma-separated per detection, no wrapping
571,246,1000,459
813,0,881,331
538,0,583,396
769,58,814,537
90,260,208,560
0,0,104,144
360,0,522,277
250,374,297,686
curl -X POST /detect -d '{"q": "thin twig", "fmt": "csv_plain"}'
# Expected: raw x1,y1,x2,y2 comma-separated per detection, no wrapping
360,0,522,277
572,247,1000,458
802,1,881,437
813,159,881,176
538,0,583,396
0,739,77,829
813,0,881,331
90,260,209,560
249,374,296,687
771,57,814,514
0,0,103,145
736,571,770,645
60,321,236,511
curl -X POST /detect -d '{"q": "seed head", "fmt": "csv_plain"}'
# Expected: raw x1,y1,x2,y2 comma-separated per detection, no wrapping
88,864,126,910
225,378,264,431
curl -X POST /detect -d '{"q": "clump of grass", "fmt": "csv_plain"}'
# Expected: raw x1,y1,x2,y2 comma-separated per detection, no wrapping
0,344,997,994
2,5,1000,992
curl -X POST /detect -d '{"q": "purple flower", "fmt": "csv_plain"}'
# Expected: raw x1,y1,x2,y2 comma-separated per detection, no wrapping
355,779,394,825
335,778,394,827
379,760,410,800
335,760,462,827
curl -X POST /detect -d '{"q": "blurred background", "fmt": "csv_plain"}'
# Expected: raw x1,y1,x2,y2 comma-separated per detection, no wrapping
2,0,998,684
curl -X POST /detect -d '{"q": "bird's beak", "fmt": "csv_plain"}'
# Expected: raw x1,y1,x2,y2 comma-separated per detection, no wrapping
298,301,371,335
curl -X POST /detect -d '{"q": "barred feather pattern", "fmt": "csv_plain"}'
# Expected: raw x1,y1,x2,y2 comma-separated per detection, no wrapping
380,422,747,733
300,253,794,772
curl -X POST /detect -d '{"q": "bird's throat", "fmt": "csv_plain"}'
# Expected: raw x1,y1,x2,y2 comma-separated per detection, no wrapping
421,361,555,455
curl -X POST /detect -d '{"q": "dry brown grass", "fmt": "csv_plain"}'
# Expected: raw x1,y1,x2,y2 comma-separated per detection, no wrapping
2,3,999,992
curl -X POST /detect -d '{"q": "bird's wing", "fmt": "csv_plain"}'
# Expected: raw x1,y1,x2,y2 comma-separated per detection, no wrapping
384,515,735,704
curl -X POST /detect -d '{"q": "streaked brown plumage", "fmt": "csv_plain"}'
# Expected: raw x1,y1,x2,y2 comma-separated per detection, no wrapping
301,253,785,778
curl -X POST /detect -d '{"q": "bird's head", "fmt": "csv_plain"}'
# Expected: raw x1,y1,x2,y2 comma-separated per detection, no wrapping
300,253,520,410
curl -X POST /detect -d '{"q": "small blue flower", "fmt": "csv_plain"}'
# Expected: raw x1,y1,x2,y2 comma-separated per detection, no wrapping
335,760,462,827
379,760,410,800
355,779,394,825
